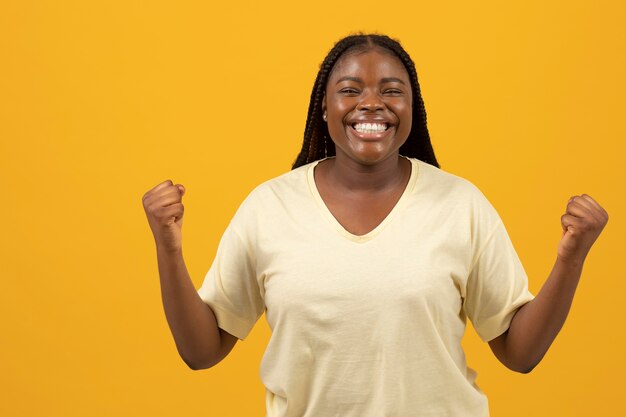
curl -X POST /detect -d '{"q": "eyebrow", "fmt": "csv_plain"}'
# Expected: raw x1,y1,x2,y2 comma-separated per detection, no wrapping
335,76,406,85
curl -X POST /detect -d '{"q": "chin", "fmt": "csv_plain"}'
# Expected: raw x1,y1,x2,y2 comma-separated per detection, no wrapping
332,134,405,166
347,149,398,166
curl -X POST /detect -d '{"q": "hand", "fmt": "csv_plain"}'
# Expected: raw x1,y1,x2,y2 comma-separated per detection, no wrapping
558,194,608,264
142,180,186,253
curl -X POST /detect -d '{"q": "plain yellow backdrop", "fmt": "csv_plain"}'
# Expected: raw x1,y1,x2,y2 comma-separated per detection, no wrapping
1,0,624,416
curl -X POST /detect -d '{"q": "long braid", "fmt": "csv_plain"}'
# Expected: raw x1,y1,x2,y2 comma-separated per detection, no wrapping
293,45,353,167
292,33,440,169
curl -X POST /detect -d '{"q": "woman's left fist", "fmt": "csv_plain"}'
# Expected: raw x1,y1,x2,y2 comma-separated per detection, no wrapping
558,194,608,264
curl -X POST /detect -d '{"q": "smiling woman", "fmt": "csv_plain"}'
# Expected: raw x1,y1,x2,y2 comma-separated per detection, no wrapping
142,33,608,417
323,49,413,165
293,34,437,169
313,47,417,236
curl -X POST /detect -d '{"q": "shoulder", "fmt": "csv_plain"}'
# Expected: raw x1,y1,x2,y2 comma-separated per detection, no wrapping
409,158,505,250
227,162,314,229
243,162,311,204
409,157,502,229
409,157,491,205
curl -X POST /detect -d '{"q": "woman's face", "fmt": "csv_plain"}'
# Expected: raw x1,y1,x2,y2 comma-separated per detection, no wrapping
323,48,413,166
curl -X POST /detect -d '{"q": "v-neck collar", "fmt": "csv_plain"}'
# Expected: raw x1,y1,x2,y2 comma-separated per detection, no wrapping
307,156,420,243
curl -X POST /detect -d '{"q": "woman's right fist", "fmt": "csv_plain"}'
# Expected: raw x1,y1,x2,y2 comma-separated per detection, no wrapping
142,180,186,253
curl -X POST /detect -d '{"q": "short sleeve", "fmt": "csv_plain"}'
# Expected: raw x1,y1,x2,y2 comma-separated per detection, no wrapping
464,219,535,343
197,223,264,341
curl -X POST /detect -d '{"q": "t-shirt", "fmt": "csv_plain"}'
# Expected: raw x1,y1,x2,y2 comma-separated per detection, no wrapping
197,156,535,417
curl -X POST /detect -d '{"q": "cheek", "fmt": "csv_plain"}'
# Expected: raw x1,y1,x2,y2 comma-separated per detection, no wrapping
327,101,356,135
389,98,411,112
329,99,355,117
390,101,412,124
388,102,413,139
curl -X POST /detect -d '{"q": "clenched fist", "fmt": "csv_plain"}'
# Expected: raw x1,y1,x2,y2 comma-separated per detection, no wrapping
558,194,608,264
142,180,186,253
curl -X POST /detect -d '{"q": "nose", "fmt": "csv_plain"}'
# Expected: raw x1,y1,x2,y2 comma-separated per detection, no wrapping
357,90,385,112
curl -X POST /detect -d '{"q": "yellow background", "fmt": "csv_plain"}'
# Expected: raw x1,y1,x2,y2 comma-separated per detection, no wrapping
1,0,624,415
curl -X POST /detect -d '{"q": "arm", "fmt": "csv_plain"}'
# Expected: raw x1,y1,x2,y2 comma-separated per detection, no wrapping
143,180,238,370
488,194,608,373
156,246,238,370
488,257,582,373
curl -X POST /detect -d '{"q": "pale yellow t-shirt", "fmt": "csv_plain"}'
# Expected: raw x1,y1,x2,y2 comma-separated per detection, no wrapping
197,156,535,417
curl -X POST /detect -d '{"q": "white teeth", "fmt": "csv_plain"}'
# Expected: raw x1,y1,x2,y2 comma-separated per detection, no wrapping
353,123,388,133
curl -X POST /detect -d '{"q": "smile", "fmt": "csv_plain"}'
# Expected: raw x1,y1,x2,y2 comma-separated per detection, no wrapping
351,122,389,133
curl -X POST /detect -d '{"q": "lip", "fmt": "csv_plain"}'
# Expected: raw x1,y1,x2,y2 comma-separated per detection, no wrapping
349,117,393,125
347,124,395,140
347,117,395,136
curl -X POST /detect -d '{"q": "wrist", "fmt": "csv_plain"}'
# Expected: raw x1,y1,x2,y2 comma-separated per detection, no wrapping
555,254,585,270
156,242,183,257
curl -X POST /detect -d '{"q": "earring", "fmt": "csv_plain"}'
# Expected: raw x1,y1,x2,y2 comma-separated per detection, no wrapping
323,112,327,122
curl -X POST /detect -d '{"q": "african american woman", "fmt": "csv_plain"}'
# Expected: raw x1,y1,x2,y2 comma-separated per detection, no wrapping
142,33,608,416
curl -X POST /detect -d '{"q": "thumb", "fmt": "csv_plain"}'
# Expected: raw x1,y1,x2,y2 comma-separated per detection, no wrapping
176,184,186,196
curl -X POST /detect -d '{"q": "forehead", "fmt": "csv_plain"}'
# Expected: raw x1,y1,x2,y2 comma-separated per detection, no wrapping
328,48,410,83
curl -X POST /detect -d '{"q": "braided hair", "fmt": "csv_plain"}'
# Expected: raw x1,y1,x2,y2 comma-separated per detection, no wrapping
292,33,439,169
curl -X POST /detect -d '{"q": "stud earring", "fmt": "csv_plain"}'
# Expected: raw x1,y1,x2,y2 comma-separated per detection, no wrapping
323,112,327,122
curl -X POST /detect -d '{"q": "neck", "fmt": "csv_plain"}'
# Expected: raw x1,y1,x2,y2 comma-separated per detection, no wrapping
325,152,408,193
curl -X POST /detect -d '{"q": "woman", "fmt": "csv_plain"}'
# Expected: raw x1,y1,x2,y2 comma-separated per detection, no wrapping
142,34,608,416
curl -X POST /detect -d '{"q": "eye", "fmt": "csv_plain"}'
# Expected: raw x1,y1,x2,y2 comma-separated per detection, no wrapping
339,88,360,95
383,89,404,95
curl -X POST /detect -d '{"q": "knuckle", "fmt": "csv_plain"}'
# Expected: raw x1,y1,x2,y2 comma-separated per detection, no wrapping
153,205,166,218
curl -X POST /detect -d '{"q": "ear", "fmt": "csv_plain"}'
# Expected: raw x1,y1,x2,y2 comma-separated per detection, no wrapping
321,94,327,114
